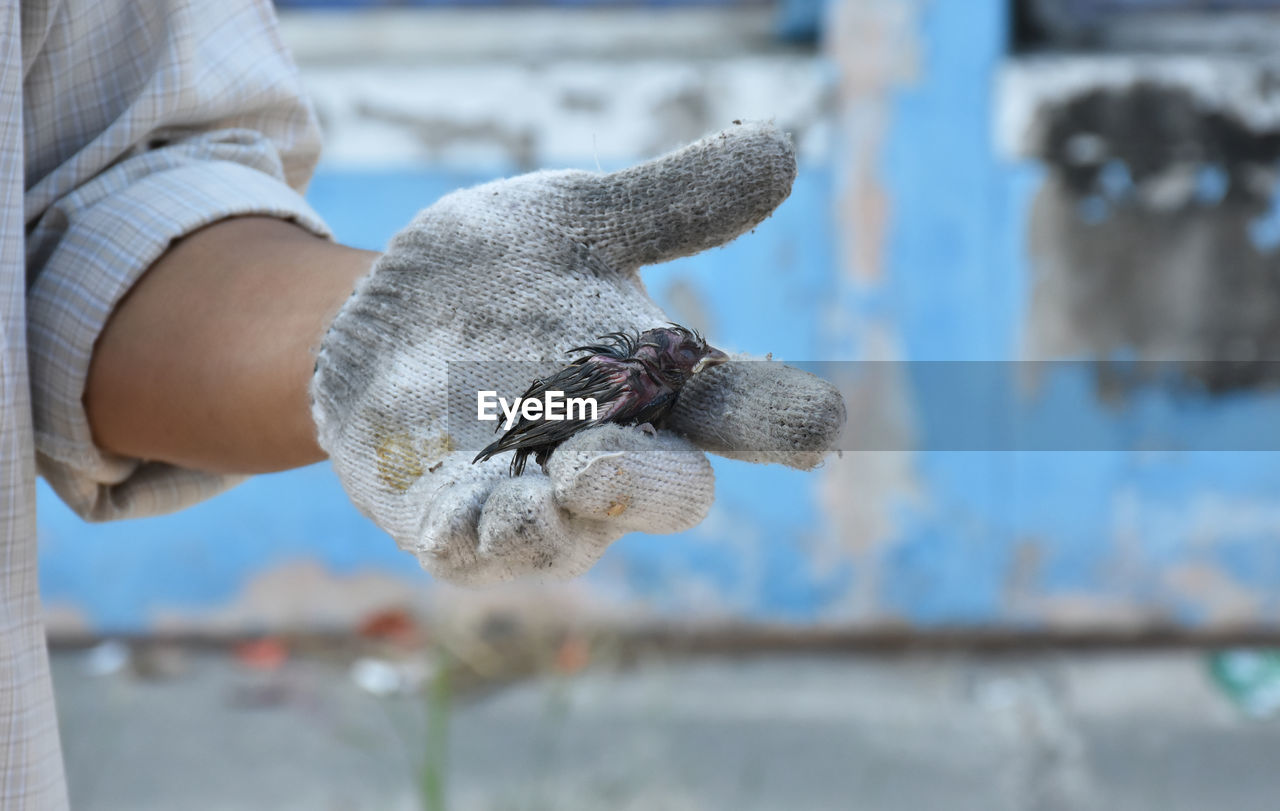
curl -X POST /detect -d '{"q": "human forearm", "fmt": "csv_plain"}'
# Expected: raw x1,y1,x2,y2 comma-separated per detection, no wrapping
85,216,376,474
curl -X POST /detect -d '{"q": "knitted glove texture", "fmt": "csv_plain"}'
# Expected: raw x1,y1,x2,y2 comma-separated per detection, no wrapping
311,123,846,585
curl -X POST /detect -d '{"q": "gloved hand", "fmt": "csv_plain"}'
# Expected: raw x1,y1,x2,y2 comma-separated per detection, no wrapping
310,123,846,586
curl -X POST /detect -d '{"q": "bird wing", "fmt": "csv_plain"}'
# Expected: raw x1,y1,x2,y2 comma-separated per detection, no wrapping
471,362,621,465
610,389,680,428
471,352,684,472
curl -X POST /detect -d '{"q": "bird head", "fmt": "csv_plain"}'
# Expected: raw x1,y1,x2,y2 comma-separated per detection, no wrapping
636,325,729,384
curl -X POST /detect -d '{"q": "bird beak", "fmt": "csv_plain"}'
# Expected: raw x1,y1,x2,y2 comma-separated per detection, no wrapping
692,348,730,375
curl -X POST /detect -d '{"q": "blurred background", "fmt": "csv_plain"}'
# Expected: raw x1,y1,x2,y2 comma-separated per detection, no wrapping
42,0,1280,808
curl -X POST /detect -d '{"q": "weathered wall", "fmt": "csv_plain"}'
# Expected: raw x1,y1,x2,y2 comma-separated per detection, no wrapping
38,1,1280,636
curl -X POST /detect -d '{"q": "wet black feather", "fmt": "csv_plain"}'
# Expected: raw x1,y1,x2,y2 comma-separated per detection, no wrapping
472,325,722,476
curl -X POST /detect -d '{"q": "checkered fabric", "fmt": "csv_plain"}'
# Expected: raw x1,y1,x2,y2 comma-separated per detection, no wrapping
3,2,328,805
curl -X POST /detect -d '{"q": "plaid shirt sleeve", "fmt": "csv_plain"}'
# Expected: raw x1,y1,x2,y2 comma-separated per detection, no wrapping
24,0,331,521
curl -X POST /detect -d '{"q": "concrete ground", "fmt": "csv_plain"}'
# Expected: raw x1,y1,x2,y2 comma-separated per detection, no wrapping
51,647,1280,811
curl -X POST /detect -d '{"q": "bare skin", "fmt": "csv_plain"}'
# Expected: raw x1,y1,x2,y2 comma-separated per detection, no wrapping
84,216,377,474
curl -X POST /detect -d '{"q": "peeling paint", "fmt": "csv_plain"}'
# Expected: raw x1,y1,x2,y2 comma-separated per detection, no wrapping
999,56,1280,160
825,0,917,284
300,58,832,172
1014,78,1280,390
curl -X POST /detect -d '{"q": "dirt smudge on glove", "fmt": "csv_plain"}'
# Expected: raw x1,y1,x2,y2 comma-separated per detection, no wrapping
375,430,454,491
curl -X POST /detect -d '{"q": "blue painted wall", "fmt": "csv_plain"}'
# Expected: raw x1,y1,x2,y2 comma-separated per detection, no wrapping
38,0,1280,633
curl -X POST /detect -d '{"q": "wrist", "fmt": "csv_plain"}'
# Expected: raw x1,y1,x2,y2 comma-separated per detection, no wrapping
85,216,375,473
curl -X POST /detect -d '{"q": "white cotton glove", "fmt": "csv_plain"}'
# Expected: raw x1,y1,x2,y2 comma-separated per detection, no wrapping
310,123,846,586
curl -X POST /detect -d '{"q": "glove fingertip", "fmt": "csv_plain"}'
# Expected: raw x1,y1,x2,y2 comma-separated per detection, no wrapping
548,425,715,533
671,360,848,469
476,475,616,580
564,121,798,269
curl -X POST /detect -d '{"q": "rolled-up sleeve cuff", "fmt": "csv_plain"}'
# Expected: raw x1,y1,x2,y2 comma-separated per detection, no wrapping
29,159,331,522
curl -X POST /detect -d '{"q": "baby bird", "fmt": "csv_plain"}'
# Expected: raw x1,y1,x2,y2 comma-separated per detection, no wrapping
473,325,729,475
